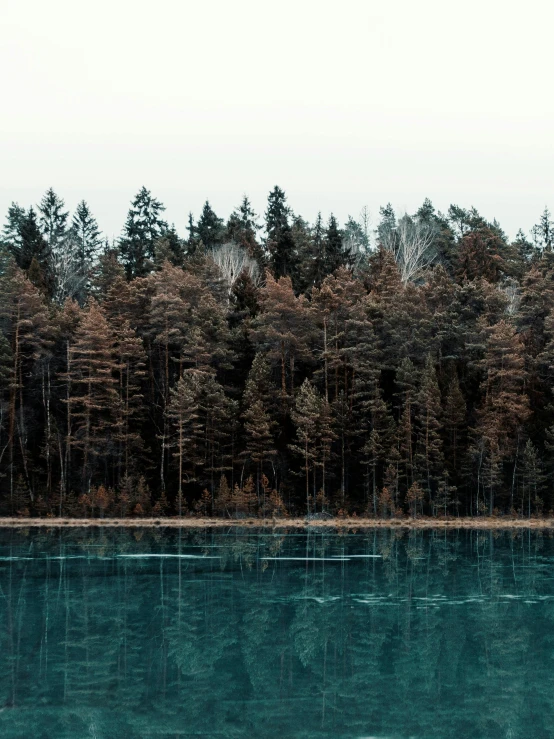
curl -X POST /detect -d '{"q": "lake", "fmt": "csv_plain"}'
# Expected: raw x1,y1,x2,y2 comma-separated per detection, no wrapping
0,526,553,738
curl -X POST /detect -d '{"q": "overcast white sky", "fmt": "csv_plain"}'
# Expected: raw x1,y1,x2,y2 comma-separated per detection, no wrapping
1,0,553,241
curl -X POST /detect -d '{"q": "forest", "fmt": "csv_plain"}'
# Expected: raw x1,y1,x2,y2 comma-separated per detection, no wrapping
1,186,553,519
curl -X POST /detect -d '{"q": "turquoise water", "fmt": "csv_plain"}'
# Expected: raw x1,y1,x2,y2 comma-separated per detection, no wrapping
0,527,553,739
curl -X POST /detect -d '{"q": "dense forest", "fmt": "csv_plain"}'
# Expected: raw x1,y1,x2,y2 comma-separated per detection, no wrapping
1,186,554,518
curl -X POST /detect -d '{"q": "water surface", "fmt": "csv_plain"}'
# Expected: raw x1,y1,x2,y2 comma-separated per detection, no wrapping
0,527,553,738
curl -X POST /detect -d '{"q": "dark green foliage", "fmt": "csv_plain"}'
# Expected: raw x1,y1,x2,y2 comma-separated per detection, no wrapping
18,208,51,272
265,186,299,283
72,200,102,267
38,187,69,251
2,185,554,518
532,207,554,251
195,200,225,249
2,202,26,258
119,187,168,278
225,195,263,263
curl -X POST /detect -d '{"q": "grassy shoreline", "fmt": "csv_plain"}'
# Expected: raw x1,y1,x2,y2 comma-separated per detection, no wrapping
0,516,553,529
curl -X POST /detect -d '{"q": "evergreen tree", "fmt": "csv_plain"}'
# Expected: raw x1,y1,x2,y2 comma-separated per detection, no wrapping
185,211,201,255
167,371,200,515
290,215,314,292
532,207,554,251
113,318,146,484
520,439,545,516
305,212,325,288
19,208,52,278
72,200,102,271
265,186,298,282
250,273,310,407
67,300,121,490
119,187,168,278
325,214,346,274
196,201,225,249
395,357,418,496
153,226,184,268
38,187,69,252
342,214,369,259
242,352,278,489
513,228,537,265
443,368,466,477
376,203,397,247
290,379,322,515
456,228,511,283
415,354,444,509
225,196,263,262
0,264,49,506
2,203,26,259
472,320,530,513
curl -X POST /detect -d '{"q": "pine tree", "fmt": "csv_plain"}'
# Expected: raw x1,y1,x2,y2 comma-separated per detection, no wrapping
443,368,466,476
197,373,237,499
324,214,346,275
342,214,369,262
520,439,545,517
250,273,310,407
196,201,225,249
265,186,298,282
19,208,52,287
2,203,26,259
0,264,49,506
167,369,236,510
71,201,103,302
38,187,69,252
57,298,82,506
532,207,554,251
290,215,314,292
395,358,418,495
306,212,326,288
225,196,263,262
90,249,125,298
513,228,537,266
113,318,146,484
67,300,121,490
213,474,232,516
456,228,510,283
406,481,425,518
153,226,184,268
290,379,321,515
242,353,277,495
317,397,335,508
415,354,444,509
146,264,231,491
377,203,397,247
311,268,372,502
472,320,530,513
119,187,168,278
167,372,199,515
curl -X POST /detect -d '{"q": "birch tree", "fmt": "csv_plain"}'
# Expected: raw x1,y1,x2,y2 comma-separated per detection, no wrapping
381,214,436,283
210,242,259,304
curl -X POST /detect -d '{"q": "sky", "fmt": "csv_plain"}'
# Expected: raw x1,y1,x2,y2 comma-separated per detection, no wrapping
1,0,553,242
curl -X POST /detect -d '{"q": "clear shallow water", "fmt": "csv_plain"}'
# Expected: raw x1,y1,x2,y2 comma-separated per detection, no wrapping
0,528,553,738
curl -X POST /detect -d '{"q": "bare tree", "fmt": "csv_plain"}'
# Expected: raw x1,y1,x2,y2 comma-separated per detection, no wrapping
360,205,372,250
210,242,260,304
51,234,87,305
500,279,521,316
381,214,436,283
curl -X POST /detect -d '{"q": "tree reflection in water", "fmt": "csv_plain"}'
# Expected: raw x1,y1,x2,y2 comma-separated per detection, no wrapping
0,527,553,739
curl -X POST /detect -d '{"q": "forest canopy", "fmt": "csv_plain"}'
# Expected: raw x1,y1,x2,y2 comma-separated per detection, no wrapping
1,186,554,518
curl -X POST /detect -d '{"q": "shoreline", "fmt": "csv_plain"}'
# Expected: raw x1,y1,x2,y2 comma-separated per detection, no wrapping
0,516,553,529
